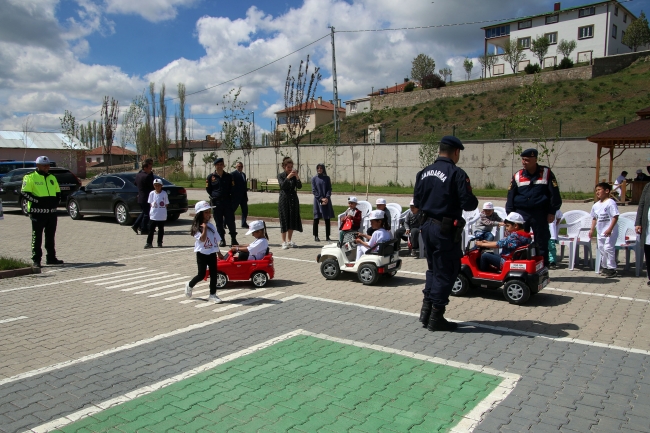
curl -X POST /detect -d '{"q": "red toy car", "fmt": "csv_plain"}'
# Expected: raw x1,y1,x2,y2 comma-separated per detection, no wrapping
452,243,549,305
204,252,275,288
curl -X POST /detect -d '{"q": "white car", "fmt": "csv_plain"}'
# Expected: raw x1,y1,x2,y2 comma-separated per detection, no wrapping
316,238,402,285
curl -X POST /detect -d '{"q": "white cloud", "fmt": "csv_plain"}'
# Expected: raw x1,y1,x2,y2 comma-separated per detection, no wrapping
104,0,197,22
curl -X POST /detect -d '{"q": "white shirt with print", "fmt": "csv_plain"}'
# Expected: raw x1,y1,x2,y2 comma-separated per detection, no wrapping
247,238,269,260
194,222,222,254
590,198,619,239
148,190,170,221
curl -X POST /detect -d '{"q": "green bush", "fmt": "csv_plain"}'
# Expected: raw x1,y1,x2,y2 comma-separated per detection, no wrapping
404,82,415,92
524,63,541,74
0,256,32,271
167,171,190,183
557,57,574,69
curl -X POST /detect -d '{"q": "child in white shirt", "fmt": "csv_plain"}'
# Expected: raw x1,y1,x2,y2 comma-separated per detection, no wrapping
548,209,563,269
186,201,224,303
228,220,269,260
590,182,619,278
356,210,392,261
145,179,169,249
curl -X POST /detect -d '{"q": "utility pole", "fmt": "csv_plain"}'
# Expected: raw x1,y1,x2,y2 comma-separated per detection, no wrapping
330,26,340,146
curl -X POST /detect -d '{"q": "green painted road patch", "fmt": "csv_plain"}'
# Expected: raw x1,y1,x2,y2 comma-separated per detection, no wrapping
60,335,505,432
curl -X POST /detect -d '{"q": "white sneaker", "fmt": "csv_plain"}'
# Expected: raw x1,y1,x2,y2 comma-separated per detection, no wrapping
185,281,192,298
282,242,289,249
289,241,296,248
208,294,222,303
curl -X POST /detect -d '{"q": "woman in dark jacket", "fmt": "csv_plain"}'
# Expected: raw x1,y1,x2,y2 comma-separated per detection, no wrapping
634,183,650,285
278,157,302,249
312,163,334,242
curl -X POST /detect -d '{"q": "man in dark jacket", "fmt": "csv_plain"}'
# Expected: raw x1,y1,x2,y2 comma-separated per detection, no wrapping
506,148,562,266
206,158,237,246
231,161,249,229
131,158,154,235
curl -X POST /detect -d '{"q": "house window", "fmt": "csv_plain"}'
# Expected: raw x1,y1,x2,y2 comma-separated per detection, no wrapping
579,7,595,17
518,20,532,30
493,64,505,75
614,6,619,16
624,14,627,23
485,25,510,39
86,158,91,163
613,24,618,39
96,157,101,162
579,25,594,39
545,32,558,44
518,37,531,49
349,102,357,113
546,15,559,24
278,116,287,125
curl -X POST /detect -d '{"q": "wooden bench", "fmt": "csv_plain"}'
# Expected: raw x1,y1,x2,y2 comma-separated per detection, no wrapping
260,178,280,192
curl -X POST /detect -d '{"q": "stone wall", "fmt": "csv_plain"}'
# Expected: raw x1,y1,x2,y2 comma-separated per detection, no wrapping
370,66,593,111
592,49,650,78
185,138,650,194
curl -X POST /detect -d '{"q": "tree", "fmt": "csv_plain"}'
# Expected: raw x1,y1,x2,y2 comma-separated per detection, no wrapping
219,87,250,168
177,83,187,158
202,151,217,177
503,38,527,73
463,57,474,81
622,11,650,52
21,116,33,167
60,110,79,171
121,92,147,157
439,67,452,83
478,54,490,77
283,55,321,169
411,54,436,85
100,96,120,172
418,134,439,168
148,82,157,158
557,39,577,59
187,149,197,187
531,35,551,67
158,83,169,172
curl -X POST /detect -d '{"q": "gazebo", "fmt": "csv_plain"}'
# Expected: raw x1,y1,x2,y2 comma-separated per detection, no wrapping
588,106,650,202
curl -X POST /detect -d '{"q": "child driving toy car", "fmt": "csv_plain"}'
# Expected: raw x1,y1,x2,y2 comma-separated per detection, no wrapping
355,210,392,261
226,220,269,261
339,196,362,243
475,212,532,273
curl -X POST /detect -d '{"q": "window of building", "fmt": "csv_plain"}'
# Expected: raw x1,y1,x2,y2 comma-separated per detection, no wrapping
86,158,91,163
579,7,595,17
485,25,510,39
349,102,357,113
624,14,627,23
493,64,505,75
546,15,559,24
545,32,558,44
578,25,594,39
518,20,532,30
614,6,619,16
518,37,531,49
612,24,618,39
96,157,101,162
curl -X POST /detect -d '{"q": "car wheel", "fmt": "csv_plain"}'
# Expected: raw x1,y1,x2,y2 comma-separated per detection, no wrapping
215,272,228,288
68,199,83,220
21,197,29,216
167,213,180,222
503,280,531,305
251,271,268,288
114,202,133,225
357,263,379,285
320,258,340,280
451,274,470,297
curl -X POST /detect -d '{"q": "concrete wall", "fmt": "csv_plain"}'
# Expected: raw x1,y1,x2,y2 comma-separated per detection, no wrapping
185,138,650,193
592,49,650,77
370,66,593,111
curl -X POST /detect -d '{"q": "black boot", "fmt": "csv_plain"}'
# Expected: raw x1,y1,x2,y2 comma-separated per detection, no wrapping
419,301,432,328
231,236,239,246
427,307,458,332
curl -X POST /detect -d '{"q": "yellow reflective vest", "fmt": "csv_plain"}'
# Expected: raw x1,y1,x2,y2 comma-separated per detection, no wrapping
22,170,60,214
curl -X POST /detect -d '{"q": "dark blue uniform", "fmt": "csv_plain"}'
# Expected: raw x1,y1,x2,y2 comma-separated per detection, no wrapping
414,156,478,309
506,165,562,266
231,169,248,227
206,170,237,242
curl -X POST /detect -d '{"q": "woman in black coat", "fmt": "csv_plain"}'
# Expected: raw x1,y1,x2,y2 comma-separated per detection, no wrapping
278,157,302,249
312,163,334,242
634,183,650,285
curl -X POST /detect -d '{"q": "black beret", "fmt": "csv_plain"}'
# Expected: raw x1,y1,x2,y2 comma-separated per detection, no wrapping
213,157,224,165
520,148,538,158
440,135,464,150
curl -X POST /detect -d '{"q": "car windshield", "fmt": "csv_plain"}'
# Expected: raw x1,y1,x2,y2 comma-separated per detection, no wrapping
51,170,77,184
113,173,174,186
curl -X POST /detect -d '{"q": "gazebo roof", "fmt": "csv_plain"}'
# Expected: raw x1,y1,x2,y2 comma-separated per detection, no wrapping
588,106,650,145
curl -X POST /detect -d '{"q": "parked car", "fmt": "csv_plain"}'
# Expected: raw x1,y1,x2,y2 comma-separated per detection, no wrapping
0,167,81,215
0,160,57,179
66,173,188,225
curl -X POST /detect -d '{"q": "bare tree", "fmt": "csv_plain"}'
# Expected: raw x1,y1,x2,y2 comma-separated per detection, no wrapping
149,82,157,158
219,87,250,168
60,110,80,171
21,116,33,167
283,55,321,169
101,96,120,173
158,83,169,174
177,83,187,158
270,120,282,172
121,92,147,158
478,54,498,78
439,67,452,83
503,38,527,73
463,57,474,81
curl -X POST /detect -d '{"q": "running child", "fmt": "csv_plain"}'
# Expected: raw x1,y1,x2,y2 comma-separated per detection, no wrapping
227,220,269,260
590,182,619,278
145,178,169,249
186,201,224,302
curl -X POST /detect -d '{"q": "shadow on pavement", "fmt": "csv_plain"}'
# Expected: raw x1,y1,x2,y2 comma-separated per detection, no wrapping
551,276,621,284
458,319,579,338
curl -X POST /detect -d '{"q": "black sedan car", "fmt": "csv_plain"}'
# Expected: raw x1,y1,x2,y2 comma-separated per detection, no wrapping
0,167,81,215
67,173,188,225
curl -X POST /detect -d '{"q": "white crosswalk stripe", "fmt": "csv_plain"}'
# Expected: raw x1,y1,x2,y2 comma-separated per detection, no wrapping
149,282,207,298
212,292,284,312
194,289,268,308
103,273,171,289
82,268,148,284
120,275,185,292
178,289,243,304
134,280,193,295
94,271,167,286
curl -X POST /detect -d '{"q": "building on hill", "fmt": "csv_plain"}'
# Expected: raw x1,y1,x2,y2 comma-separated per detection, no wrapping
368,80,416,96
85,146,136,166
275,97,346,136
482,1,637,76
344,96,371,117
168,135,222,159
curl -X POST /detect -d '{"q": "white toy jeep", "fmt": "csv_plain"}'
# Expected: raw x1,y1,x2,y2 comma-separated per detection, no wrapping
316,238,402,285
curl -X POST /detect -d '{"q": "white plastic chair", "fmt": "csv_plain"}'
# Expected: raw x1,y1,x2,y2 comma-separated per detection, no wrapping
558,215,592,270
398,210,425,258
386,203,402,236
461,208,481,248
493,207,507,241
619,212,637,224
595,218,642,276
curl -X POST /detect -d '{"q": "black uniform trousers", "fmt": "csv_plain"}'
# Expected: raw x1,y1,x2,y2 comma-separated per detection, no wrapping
211,199,237,240
421,220,462,308
232,198,248,226
132,203,151,232
31,214,57,263
520,210,551,266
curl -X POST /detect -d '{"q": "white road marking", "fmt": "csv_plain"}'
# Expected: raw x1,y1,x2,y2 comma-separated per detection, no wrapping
545,287,650,303
0,316,28,325
0,268,147,294
167,289,210,300
212,291,285,312
398,270,426,276
120,276,185,292
100,272,169,288
194,289,267,308
273,256,314,263
134,280,192,295
83,270,152,284
149,282,206,298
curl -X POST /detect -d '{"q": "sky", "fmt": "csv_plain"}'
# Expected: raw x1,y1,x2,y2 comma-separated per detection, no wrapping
0,0,648,145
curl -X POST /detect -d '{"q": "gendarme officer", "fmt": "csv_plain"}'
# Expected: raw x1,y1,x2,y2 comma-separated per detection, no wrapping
506,148,562,267
22,156,64,267
414,136,478,332
206,157,238,246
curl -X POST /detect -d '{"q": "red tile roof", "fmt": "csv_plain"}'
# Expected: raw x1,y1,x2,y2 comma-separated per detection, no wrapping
637,106,650,117
369,82,414,96
86,146,136,155
276,99,345,114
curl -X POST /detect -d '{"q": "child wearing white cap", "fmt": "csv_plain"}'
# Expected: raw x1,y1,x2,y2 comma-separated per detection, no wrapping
227,220,269,260
339,197,362,244
356,210,392,261
395,199,421,257
144,178,169,249
473,202,504,241
475,212,532,272
186,201,224,303
368,198,391,236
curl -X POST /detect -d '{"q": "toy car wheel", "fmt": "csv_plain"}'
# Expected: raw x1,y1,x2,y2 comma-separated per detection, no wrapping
320,258,340,280
215,272,228,288
451,274,470,297
357,263,379,285
503,280,531,305
251,271,268,288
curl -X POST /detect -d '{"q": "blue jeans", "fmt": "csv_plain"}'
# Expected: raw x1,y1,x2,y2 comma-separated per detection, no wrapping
480,252,503,273
474,230,494,241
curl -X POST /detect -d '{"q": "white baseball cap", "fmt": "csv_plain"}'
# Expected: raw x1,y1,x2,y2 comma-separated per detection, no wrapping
369,210,385,220
35,156,50,165
483,202,494,210
504,212,525,225
409,199,415,206
194,200,214,213
246,220,265,235
348,196,358,203
376,198,387,205
153,178,163,185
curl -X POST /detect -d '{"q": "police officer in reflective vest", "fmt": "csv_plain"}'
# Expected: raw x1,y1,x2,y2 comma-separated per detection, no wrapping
506,148,562,267
22,156,64,267
414,136,478,332
206,157,238,247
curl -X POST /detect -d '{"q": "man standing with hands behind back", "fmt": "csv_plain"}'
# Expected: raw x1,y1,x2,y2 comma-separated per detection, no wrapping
206,157,237,247
231,161,249,229
132,158,154,235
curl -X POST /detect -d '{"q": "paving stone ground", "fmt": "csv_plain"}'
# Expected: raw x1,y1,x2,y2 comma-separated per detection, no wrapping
1,206,650,432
